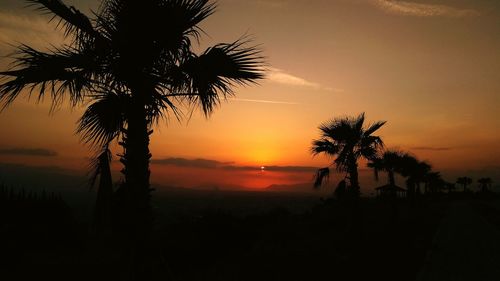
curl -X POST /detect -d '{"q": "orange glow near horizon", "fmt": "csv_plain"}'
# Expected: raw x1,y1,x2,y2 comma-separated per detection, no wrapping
0,0,499,190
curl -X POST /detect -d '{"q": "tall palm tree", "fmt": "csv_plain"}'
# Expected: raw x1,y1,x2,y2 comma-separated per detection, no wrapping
311,113,386,196
0,0,264,235
456,176,473,192
477,177,492,193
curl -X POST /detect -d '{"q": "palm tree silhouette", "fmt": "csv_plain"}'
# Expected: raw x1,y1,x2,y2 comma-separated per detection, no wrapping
368,150,408,197
477,177,492,193
89,146,113,235
311,113,386,196
0,0,264,234
456,176,473,192
368,150,407,186
396,154,431,205
424,171,445,194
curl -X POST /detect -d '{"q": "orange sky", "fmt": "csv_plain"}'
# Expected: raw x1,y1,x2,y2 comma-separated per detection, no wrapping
0,0,499,192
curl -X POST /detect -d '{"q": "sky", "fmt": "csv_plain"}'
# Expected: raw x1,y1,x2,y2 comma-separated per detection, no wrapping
0,0,499,193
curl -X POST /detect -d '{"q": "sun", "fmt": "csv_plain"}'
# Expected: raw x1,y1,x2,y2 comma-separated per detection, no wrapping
261,166,265,171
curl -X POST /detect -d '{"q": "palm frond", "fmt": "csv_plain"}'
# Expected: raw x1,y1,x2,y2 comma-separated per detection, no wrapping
180,37,265,115
311,139,338,156
313,167,330,188
0,45,94,110
364,120,387,136
76,91,129,147
26,0,96,42
148,88,183,125
88,145,112,189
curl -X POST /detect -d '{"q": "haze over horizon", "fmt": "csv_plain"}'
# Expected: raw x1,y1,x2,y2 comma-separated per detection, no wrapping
0,0,499,192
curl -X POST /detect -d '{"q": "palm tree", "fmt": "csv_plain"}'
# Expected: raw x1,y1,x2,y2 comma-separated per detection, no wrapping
456,176,473,192
311,113,386,196
477,177,492,193
368,150,409,219
0,0,264,235
424,171,445,194
445,182,456,194
397,154,431,204
368,150,407,187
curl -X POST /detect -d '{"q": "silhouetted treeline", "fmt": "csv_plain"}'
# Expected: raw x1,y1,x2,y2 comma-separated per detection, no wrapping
0,184,78,250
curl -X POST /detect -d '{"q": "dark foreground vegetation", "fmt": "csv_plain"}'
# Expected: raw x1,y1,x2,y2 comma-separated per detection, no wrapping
6,185,499,281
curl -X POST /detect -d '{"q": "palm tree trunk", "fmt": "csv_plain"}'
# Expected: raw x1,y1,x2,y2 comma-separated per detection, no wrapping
118,94,154,280
120,97,152,234
388,170,398,220
349,162,360,197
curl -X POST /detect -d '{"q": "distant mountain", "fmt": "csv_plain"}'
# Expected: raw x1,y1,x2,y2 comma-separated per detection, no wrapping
0,162,86,192
266,182,328,194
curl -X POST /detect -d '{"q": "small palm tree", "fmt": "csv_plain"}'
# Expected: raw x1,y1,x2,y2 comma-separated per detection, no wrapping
424,171,445,194
311,113,386,196
396,154,431,205
477,177,492,193
456,176,473,192
368,150,407,186
445,182,456,194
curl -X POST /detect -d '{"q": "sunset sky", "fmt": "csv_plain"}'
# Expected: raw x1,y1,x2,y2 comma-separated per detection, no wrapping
0,0,499,193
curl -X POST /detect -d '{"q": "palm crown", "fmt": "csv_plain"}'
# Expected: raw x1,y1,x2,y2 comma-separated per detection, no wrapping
311,113,385,192
368,150,408,186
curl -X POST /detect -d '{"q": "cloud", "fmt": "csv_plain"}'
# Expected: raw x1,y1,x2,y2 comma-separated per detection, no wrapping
371,0,480,18
411,146,452,151
230,98,299,105
0,11,65,53
151,157,233,168
267,67,343,92
151,157,318,173
0,147,58,157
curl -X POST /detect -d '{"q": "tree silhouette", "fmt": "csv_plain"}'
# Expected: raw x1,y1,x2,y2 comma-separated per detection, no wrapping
424,171,445,194
456,176,473,192
88,145,113,235
395,154,431,205
477,177,492,193
445,182,456,194
368,150,407,186
368,149,409,219
0,0,263,232
0,1,264,279
311,113,385,196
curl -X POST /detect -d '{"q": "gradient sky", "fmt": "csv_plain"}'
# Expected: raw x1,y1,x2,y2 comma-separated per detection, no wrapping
0,0,499,192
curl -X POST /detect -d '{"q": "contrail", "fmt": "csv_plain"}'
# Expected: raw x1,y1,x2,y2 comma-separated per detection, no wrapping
230,98,299,105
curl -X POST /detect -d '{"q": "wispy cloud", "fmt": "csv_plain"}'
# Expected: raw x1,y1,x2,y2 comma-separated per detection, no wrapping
0,147,57,157
267,67,343,92
151,157,318,173
230,98,299,105
411,146,452,151
0,11,65,53
372,0,480,18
